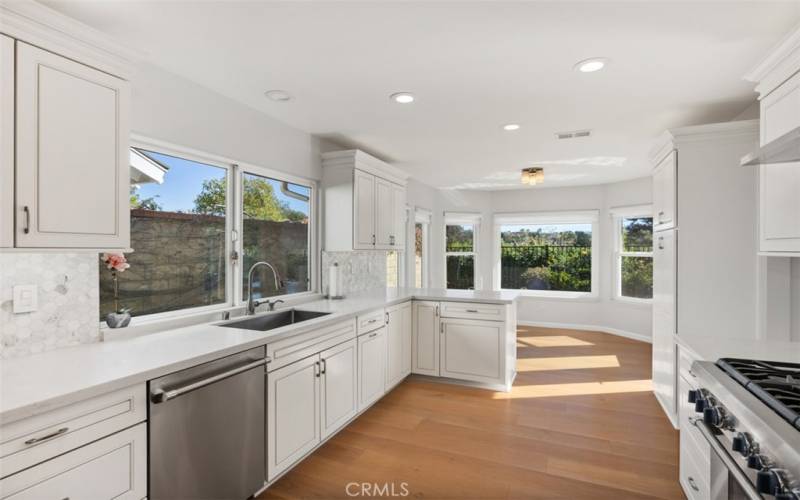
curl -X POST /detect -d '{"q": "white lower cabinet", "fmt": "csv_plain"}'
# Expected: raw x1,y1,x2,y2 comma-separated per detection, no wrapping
412,301,440,376
678,375,711,500
267,354,321,481
357,327,387,411
386,302,412,389
440,318,503,384
320,340,358,440
0,422,146,500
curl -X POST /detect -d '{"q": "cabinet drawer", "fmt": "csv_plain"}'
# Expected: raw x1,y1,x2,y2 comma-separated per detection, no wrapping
680,429,710,500
678,375,710,465
677,345,700,387
0,422,147,500
0,384,146,477
440,301,505,322
357,309,386,335
267,319,356,372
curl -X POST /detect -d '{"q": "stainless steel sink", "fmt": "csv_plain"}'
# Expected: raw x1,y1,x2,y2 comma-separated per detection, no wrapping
218,309,331,332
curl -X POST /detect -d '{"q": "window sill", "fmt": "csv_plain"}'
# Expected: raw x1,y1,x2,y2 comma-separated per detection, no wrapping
507,290,600,302
611,296,653,307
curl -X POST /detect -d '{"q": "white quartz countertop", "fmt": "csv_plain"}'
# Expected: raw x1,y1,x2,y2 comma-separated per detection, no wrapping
676,333,800,363
0,288,518,423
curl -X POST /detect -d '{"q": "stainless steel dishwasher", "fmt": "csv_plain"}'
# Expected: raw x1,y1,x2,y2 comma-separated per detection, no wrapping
149,346,267,500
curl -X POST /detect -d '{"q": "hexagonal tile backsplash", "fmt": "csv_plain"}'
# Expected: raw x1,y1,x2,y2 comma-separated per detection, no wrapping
0,253,100,359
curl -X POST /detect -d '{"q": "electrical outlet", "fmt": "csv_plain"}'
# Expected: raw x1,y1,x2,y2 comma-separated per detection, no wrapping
13,284,38,313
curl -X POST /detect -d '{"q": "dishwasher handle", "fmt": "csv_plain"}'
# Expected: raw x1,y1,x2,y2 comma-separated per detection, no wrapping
151,358,268,404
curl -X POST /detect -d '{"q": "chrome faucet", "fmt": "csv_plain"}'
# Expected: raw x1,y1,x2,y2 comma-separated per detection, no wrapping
247,261,282,315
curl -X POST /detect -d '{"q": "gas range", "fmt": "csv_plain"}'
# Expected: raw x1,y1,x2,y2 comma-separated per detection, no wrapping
690,359,800,499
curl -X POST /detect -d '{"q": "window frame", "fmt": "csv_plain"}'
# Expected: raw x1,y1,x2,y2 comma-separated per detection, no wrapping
444,212,481,290
492,210,599,299
611,205,653,304
103,134,319,328
414,207,432,288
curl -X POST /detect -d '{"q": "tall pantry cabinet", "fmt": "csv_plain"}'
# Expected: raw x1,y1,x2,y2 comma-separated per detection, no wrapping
650,121,759,427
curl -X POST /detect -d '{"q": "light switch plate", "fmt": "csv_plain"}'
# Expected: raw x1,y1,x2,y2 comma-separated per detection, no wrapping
12,284,38,313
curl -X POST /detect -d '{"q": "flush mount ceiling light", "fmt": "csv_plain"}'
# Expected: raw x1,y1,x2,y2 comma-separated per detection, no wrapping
521,167,544,186
574,58,609,73
264,90,292,102
390,92,415,104
503,124,521,131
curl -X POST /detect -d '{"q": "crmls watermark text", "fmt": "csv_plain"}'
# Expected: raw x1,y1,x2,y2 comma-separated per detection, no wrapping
345,482,410,497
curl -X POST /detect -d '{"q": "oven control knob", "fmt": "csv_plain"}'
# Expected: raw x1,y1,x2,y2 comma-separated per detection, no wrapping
747,454,765,470
756,469,779,496
703,406,721,427
731,433,751,456
688,390,698,403
694,398,707,413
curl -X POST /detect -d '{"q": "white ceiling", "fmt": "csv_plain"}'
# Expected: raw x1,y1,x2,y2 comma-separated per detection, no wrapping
45,1,800,190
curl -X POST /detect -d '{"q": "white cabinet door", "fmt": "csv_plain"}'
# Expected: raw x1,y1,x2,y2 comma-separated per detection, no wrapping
386,302,412,389
15,42,130,249
267,354,321,481
0,35,13,248
357,327,387,411
759,164,800,253
353,169,376,249
652,229,677,424
653,150,677,232
412,301,440,376
320,339,357,440
0,422,146,500
391,183,406,250
440,318,503,384
374,177,394,249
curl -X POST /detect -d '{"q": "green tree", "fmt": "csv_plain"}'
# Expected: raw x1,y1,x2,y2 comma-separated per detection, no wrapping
130,191,162,211
194,177,306,221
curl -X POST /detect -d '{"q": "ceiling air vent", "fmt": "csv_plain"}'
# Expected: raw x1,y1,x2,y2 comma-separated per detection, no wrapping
555,129,592,140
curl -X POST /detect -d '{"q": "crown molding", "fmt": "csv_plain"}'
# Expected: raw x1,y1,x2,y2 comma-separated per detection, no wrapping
322,149,409,185
743,23,800,98
0,0,142,79
649,120,759,165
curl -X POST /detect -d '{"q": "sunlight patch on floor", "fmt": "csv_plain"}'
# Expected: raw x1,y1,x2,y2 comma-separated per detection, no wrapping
493,379,653,399
517,335,594,348
516,355,620,372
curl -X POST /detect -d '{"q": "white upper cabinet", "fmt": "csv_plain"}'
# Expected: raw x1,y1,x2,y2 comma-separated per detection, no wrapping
652,150,677,232
652,229,677,423
744,26,800,254
14,42,130,249
322,150,408,252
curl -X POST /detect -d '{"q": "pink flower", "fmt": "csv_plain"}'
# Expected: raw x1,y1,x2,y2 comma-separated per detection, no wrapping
101,253,130,272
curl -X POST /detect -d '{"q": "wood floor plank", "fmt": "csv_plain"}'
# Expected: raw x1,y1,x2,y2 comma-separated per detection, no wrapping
259,326,685,499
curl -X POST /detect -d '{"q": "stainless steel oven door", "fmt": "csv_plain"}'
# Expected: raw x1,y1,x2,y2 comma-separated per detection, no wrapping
693,420,762,500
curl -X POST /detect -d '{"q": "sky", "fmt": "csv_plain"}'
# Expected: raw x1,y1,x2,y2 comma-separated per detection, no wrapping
134,149,310,215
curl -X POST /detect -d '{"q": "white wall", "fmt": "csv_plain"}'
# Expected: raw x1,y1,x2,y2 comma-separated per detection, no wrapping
405,177,654,339
132,63,323,180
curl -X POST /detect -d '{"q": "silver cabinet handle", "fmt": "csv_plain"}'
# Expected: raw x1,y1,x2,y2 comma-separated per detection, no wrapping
372,234,376,245
369,332,378,338
390,235,395,246
435,305,439,317
658,236,665,250
687,477,699,492
367,318,377,324
320,359,326,375
385,312,389,324
22,206,30,234
24,427,68,445
315,361,321,378
465,309,479,313
151,358,267,404
692,418,761,500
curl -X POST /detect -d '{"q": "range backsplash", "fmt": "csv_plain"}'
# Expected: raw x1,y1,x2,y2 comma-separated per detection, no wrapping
321,251,387,297
0,253,100,359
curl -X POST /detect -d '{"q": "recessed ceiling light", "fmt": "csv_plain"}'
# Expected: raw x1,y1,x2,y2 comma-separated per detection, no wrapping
574,58,609,73
265,89,292,102
503,124,520,131
390,92,415,104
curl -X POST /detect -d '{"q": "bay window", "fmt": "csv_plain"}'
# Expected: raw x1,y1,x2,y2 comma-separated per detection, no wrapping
611,206,653,301
494,211,599,297
445,212,480,290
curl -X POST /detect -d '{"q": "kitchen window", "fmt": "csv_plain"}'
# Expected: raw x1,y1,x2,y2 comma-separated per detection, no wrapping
100,138,316,323
445,212,480,290
611,206,653,301
493,211,599,297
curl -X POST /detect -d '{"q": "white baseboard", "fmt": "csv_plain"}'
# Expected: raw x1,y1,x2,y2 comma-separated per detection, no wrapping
517,320,652,344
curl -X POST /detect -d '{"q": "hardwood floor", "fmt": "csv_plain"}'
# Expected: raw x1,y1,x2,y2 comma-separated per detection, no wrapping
260,326,684,499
